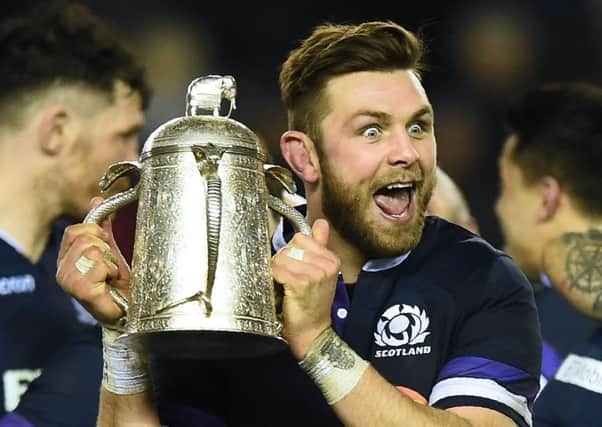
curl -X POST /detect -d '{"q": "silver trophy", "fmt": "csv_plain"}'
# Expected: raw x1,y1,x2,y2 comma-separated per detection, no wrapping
85,75,308,358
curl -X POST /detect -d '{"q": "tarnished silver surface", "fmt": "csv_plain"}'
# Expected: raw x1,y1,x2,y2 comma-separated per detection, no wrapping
83,75,308,359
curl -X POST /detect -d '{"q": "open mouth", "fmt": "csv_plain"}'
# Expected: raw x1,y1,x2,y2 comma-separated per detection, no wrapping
373,182,416,221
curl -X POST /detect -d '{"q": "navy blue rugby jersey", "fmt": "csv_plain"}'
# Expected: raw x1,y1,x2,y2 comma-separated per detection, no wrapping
274,214,542,427
534,328,602,427
534,280,599,383
0,222,102,427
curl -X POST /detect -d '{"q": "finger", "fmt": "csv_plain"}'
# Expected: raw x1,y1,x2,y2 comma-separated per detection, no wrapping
271,264,336,302
57,263,123,328
276,261,338,289
87,196,130,277
60,266,125,325
88,196,116,246
90,196,115,242
311,219,330,247
100,216,131,275
58,244,120,302
271,265,312,292
63,232,113,261
58,235,120,285
74,255,96,276
58,223,110,264
276,245,339,276
103,251,120,271
272,251,339,288
89,196,104,210
57,236,120,281
285,233,338,266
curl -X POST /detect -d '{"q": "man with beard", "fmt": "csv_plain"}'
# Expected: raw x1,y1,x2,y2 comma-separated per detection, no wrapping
0,2,150,426
495,82,602,426
270,21,540,426
55,21,540,427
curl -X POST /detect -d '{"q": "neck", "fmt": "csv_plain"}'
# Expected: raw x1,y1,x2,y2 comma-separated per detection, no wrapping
0,140,60,262
538,207,602,275
306,200,366,283
540,221,602,304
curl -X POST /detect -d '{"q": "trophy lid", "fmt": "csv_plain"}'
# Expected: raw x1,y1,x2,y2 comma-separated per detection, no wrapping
140,75,263,160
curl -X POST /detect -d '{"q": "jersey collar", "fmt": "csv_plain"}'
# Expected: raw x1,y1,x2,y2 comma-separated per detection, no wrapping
0,229,26,255
362,251,411,272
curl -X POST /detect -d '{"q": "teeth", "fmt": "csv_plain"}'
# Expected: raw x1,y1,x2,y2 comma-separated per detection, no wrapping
391,208,409,219
386,182,413,190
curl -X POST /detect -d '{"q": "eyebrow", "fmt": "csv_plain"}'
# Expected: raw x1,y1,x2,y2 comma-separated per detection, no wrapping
115,127,142,143
349,110,390,123
409,106,434,122
121,123,143,137
349,105,434,124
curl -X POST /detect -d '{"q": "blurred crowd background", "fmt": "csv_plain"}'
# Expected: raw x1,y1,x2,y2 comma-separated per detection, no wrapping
6,0,601,247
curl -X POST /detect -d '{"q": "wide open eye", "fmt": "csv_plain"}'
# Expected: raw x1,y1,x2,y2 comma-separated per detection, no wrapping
362,126,382,138
408,123,424,136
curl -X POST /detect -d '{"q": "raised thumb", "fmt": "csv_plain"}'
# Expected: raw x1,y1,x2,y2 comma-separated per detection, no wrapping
312,218,330,247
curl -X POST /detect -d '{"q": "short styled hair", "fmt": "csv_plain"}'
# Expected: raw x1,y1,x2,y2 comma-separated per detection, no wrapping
0,1,151,124
279,21,425,143
505,82,602,216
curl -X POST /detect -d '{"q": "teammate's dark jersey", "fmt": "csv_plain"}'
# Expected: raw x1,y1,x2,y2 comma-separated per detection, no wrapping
155,215,541,426
534,281,599,383
534,328,602,427
0,222,102,427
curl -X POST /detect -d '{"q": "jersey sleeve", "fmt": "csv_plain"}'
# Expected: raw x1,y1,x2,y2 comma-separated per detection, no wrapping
429,255,542,427
14,325,102,427
0,412,34,427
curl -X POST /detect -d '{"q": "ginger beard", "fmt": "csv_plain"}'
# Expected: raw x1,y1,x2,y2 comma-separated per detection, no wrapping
320,156,436,259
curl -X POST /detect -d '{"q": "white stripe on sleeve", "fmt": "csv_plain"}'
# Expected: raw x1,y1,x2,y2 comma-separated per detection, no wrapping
429,377,532,426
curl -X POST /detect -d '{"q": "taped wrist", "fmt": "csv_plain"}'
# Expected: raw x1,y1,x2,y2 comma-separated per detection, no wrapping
299,327,369,404
102,327,150,395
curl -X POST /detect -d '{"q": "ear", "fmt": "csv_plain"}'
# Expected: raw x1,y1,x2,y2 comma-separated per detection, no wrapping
37,106,69,155
280,130,320,184
537,176,561,222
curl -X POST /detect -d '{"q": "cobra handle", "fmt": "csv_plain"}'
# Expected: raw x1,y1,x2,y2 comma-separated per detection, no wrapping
83,161,141,313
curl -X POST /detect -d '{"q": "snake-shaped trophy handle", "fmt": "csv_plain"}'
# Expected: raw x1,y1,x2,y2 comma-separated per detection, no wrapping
83,161,141,314
265,164,311,236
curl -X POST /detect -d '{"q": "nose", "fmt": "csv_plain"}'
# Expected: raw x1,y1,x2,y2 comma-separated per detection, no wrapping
387,130,419,167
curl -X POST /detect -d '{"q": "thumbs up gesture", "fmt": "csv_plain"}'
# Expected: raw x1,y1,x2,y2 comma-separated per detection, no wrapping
271,219,341,359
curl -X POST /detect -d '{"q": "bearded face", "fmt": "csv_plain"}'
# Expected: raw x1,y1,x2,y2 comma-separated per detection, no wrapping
305,70,437,259
320,154,435,258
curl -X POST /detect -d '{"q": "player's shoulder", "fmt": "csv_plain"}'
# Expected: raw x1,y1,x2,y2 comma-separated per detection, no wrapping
424,216,502,258
415,216,531,294
414,216,508,271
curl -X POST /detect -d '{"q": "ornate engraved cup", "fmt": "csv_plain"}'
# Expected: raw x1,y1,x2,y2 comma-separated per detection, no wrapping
85,75,308,358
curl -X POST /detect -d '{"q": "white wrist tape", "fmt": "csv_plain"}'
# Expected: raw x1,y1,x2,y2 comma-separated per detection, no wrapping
102,328,150,395
299,327,369,404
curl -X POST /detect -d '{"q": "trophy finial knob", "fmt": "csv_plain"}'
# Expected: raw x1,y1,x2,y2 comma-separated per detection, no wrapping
186,75,237,118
